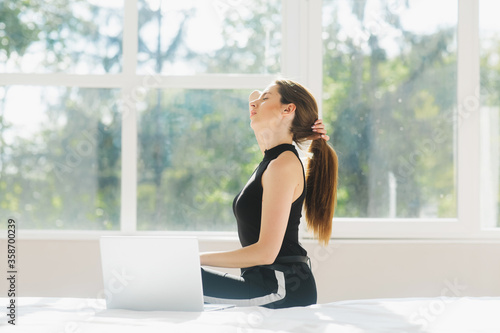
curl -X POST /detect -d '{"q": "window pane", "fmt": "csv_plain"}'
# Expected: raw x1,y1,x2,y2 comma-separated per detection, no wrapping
480,0,500,227
0,1,123,74
137,89,260,231
137,0,282,74
0,86,121,229
322,0,457,218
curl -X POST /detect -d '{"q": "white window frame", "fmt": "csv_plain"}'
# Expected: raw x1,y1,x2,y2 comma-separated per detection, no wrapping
1,0,499,240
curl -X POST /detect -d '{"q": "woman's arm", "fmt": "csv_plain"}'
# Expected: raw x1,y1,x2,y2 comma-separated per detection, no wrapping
200,151,302,268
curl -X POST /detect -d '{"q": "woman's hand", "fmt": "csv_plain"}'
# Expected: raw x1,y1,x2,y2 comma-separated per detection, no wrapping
310,119,330,141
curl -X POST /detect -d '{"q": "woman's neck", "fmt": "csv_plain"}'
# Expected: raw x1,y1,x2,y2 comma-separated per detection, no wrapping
254,128,293,154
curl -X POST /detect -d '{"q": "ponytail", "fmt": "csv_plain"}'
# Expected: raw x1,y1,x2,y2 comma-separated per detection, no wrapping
305,139,338,245
274,78,339,245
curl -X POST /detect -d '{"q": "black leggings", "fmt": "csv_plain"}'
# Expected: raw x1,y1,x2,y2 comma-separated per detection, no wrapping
201,261,317,309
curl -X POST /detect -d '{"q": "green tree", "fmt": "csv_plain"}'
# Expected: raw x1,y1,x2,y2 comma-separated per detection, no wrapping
0,1,122,229
323,0,457,218
136,0,275,229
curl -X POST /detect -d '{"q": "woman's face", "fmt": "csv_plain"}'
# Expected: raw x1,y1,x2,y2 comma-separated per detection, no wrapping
248,84,286,130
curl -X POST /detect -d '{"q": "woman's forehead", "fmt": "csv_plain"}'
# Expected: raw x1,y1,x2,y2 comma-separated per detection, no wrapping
263,84,279,94
249,84,279,100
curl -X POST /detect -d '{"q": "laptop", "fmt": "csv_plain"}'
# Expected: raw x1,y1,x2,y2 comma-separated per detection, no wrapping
99,236,234,312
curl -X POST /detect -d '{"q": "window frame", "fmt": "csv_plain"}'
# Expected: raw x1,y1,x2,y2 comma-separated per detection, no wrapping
1,0,499,240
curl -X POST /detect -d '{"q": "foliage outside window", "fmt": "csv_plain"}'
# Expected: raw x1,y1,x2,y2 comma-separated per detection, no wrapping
1,0,498,233
322,0,457,218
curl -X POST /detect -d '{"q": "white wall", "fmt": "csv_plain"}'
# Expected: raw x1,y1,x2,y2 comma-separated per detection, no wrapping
1,238,499,303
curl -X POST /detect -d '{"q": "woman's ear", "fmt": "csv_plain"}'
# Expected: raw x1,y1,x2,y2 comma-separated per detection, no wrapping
283,103,296,115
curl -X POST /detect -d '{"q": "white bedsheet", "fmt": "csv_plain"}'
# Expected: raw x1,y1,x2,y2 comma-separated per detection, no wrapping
1,296,499,332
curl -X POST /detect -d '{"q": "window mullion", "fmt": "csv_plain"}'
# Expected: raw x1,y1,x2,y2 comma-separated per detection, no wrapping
457,0,481,233
281,0,305,81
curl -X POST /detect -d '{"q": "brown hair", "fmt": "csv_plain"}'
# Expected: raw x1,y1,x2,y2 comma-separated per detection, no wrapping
275,79,338,245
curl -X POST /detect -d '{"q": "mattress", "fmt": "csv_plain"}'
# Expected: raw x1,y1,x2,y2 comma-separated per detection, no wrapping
1,296,499,332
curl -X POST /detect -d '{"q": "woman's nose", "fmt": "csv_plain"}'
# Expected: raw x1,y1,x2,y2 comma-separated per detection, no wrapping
249,90,261,101
249,90,261,109
249,90,261,103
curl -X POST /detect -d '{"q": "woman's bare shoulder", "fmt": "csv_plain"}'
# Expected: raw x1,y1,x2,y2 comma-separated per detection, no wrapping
265,151,302,179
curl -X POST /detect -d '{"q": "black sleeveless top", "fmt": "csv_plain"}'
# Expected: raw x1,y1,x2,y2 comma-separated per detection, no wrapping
233,143,307,258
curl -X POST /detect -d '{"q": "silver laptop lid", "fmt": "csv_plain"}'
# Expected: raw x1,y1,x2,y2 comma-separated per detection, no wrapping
99,236,204,312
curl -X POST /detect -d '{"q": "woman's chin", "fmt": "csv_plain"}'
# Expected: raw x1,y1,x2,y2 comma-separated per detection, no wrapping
249,118,258,129
250,120,265,132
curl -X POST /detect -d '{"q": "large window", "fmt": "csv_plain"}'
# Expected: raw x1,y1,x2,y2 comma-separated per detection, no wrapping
322,0,457,218
0,0,278,233
1,0,498,239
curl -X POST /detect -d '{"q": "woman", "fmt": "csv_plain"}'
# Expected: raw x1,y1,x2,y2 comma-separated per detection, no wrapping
200,79,338,309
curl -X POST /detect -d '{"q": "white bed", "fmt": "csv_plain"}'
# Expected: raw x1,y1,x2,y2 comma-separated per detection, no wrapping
1,296,499,332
